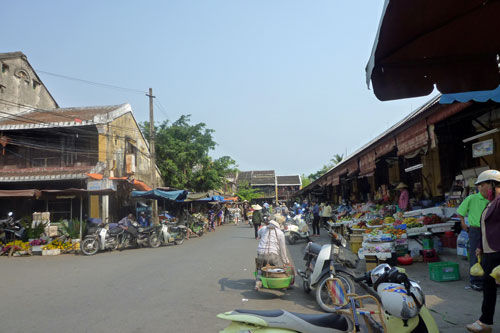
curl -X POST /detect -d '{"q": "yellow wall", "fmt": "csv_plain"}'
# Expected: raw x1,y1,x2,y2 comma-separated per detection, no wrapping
90,195,100,218
421,147,442,197
388,161,400,184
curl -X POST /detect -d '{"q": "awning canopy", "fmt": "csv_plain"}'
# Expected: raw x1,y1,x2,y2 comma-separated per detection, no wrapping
0,189,41,198
359,151,376,175
374,137,396,157
440,85,500,104
396,119,429,156
131,189,188,201
366,0,500,101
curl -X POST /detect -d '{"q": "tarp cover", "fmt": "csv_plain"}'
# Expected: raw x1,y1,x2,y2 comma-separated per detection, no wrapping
131,189,188,201
0,189,41,198
440,85,500,104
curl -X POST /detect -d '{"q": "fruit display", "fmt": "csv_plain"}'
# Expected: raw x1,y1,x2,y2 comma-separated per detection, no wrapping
384,216,395,224
422,214,442,225
352,221,368,229
1,240,31,255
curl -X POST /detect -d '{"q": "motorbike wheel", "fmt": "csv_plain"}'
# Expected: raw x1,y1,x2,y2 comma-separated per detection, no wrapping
288,234,298,245
148,233,161,248
197,229,204,237
174,233,185,245
81,237,99,256
315,271,355,313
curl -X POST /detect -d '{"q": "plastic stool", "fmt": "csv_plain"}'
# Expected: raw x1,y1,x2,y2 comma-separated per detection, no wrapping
422,249,438,263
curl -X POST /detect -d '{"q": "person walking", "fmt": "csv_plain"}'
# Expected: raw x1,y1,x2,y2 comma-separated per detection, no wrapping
322,202,333,228
311,201,320,236
467,170,500,333
458,177,490,291
251,204,263,239
396,183,410,212
243,201,249,224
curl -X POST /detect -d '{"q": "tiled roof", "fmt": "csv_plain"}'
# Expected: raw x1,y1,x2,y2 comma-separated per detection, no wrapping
237,171,252,185
250,170,275,186
0,104,131,130
0,166,94,182
277,175,301,186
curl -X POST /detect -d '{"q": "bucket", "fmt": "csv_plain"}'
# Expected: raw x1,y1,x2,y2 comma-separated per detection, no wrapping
422,238,434,250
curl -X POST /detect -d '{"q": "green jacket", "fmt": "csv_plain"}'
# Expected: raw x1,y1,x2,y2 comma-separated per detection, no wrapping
252,210,263,225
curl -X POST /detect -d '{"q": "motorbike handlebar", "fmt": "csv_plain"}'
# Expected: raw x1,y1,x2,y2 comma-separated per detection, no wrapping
354,275,366,283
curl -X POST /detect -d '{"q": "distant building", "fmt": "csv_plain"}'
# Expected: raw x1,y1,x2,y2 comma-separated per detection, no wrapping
235,170,301,202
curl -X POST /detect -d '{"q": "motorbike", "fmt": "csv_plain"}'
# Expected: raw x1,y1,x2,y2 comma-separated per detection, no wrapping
119,221,159,250
284,214,310,245
217,263,439,332
151,220,187,247
298,232,356,313
0,212,25,243
80,222,124,255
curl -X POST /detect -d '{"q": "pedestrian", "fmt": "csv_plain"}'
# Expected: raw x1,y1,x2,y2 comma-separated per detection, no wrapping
467,169,500,333
251,204,263,239
311,201,320,236
396,183,410,212
243,201,249,224
255,219,290,291
138,212,148,227
322,202,333,228
208,207,216,232
458,177,490,291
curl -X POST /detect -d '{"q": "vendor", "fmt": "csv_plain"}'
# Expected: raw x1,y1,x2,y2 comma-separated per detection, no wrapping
396,183,410,212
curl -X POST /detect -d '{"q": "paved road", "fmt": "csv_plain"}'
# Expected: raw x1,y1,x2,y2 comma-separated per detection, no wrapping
0,224,322,333
2,224,499,332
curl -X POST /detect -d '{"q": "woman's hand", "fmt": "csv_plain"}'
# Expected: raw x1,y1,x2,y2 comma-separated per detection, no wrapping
476,248,482,257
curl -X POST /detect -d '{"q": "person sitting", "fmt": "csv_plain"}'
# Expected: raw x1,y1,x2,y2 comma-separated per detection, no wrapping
118,213,138,237
255,220,290,291
138,212,148,227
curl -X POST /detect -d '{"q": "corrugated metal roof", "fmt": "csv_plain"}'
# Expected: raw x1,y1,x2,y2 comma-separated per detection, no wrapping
277,175,301,186
0,165,93,182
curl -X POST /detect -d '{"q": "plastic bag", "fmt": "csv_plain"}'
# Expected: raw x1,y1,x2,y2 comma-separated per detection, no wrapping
470,256,484,277
490,265,500,283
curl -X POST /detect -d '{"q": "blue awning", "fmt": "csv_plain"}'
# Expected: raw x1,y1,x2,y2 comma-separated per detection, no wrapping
196,195,225,202
440,85,500,104
131,189,188,201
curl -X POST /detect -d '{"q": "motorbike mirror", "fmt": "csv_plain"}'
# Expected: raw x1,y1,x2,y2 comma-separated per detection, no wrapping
8,212,13,217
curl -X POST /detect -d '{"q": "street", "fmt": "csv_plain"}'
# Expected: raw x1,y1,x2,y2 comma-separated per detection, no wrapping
1,223,500,332
0,224,319,333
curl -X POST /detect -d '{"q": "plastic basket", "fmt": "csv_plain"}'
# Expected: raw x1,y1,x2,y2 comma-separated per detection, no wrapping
261,276,293,289
428,262,460,282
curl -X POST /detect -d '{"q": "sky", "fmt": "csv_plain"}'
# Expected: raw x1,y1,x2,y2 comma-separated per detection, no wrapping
2,1,434,176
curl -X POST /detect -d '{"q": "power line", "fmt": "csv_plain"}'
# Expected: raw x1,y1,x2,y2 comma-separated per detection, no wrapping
36,69,147,95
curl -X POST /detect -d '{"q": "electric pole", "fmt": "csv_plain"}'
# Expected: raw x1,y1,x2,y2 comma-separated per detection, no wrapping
147,88,159,225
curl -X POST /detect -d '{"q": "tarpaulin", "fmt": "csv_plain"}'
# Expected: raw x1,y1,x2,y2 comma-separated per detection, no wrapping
131,189,188,201
396,119,429,156
0,189,41,198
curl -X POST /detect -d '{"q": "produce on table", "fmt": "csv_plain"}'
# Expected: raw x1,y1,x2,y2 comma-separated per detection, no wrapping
352,221,368,229
368,218,383,226
1,240,31,255
384,216,395,224
42,239,76,252
422,214,442,225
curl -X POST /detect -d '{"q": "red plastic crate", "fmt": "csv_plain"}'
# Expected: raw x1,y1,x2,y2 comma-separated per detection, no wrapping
440,234,457,248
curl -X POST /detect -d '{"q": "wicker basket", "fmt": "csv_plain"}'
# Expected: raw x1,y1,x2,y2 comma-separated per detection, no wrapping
261,265,289,278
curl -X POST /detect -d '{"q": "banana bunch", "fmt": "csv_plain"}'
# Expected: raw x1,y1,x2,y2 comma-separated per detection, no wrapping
42,239,75,251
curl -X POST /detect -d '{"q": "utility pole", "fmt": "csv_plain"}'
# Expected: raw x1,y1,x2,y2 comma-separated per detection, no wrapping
147,88,159,225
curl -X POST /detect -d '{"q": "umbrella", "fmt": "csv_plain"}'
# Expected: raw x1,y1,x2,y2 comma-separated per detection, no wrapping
366,0,500,101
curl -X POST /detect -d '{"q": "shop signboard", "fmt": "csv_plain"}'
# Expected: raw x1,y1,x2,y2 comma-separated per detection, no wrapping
87,179,116,191
472,139,494,158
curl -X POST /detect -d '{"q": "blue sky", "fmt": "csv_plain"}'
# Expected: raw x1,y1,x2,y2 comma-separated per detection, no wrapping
2,1,433,176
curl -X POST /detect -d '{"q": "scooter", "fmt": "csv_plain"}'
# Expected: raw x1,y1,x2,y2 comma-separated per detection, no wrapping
285,214,311,245
153,220,187,246
298,232,356,312
81,222,124,255
217,264,439,332
0,212,25,243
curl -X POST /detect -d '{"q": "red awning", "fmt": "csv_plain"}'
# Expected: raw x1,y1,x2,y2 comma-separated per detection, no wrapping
131,179,152,191
375,138,396,157
359,151,376,175
396,119,429,156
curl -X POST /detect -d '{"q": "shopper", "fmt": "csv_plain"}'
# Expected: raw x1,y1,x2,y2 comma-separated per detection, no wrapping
396,183,410,212
322,202,333,228
243,201,249,224
251,204,263,239
458,178,490,291
311,201,320,236
466,170,500,333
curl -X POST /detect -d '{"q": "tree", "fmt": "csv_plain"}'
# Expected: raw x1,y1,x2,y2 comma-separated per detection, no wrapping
141,115,237,191
308,154,344,181
235,182,263,202
301,174,312,188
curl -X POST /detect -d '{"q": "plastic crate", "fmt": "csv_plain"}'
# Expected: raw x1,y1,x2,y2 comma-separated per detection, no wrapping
428,262,460,282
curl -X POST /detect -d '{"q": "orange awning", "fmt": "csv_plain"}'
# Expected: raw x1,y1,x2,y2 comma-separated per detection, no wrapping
86,173,103,180
132,179,152,191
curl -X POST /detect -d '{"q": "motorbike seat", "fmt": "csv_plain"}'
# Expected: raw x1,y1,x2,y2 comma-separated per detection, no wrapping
108,227,122,235
139,226,154,232
308,243,322,256
234,309,283,317
291,312,349,331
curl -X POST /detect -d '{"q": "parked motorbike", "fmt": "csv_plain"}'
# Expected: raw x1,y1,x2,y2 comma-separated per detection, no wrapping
217,263,438,332
119,222,158,250
0,212,25,243
298,232,356,312
151,220,187,247
80,222,124,255
284,214,310,245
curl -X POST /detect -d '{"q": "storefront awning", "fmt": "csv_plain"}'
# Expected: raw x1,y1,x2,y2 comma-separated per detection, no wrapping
397,119,429,156
374,137,396,157
0,189,41,198
440,85,500,104
131,189,188,201
346,159,359,176
359,151,376,175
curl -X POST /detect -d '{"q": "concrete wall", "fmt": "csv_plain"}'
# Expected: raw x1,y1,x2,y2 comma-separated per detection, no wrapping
0,55,58,113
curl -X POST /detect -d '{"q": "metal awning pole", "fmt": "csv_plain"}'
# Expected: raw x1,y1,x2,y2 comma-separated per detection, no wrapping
79,195,83,240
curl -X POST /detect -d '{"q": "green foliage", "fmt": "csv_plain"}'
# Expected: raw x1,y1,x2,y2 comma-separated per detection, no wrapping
60,219,86,239
235,181,263,202
21,219,48,240
141,115,237,191
308,154,344,181
301,174,312,188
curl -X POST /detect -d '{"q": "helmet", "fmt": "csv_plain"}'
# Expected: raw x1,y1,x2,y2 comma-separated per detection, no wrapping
475,169,500,185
